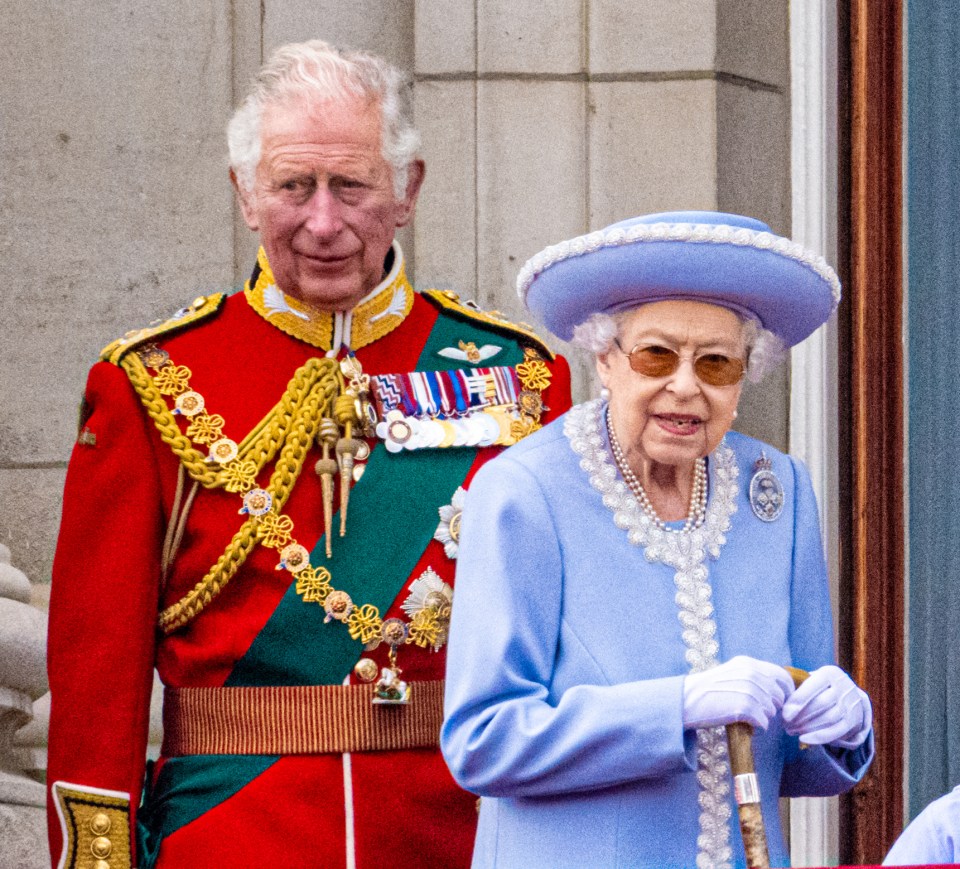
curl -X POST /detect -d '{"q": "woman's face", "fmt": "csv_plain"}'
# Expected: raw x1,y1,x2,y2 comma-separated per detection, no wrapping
596,300,746,472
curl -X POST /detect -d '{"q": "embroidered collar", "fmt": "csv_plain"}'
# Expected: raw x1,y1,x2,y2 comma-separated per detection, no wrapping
244,241,415,352
565,398,740,869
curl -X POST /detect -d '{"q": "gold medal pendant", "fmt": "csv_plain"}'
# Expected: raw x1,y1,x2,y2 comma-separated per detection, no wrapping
373,621,411,705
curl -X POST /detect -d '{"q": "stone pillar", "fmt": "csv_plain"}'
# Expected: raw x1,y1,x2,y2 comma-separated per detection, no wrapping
412,0,792,446
0,545,48,868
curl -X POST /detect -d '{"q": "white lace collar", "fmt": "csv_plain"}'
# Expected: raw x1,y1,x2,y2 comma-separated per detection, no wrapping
564,399,741,869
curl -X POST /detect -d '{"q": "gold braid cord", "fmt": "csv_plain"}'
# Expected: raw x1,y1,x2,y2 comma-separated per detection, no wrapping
120,353,331,490
120,350,342,633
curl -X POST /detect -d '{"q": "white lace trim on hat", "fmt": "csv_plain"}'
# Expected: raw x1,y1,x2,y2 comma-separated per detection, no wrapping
565,398,740,869
517,221,842,307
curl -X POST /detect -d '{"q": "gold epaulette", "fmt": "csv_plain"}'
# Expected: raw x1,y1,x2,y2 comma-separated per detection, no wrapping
421,289,555,360
99,293,227,365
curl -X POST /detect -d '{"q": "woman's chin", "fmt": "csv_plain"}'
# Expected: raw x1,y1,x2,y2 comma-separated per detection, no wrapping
638,432,708,468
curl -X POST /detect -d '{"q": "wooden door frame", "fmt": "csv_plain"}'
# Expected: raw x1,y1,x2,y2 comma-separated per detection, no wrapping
836,0,905,863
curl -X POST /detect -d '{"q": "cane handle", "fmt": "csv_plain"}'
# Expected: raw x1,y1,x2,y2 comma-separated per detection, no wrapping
725,666,809,868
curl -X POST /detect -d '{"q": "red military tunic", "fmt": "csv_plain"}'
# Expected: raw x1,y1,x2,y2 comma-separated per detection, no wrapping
47,244,571,868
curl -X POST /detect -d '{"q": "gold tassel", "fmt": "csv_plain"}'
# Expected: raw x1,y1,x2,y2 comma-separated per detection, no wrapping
315,418,339,557
336,428,361,536
333,393,362,538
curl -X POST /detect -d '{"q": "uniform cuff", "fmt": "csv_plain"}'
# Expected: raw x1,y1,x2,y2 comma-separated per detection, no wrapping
52,781,131,869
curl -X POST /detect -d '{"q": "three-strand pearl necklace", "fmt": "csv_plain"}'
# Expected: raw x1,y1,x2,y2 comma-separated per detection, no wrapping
606,408,707,533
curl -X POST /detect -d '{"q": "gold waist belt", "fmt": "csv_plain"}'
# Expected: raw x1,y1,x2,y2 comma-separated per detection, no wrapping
161,680,445,756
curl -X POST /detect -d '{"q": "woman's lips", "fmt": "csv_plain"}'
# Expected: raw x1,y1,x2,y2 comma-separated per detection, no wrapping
653,414,703,436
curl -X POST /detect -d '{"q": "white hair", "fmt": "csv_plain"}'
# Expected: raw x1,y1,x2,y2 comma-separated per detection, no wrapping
570,309,787,383
227,39,421,200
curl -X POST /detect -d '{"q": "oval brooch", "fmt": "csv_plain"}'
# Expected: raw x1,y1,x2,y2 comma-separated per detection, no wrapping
749,453,784,522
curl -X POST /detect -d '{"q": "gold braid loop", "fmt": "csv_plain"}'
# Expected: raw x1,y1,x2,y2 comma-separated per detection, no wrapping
235,359,332,469
157,367,342,633
121,354,338,489
121,353,222,487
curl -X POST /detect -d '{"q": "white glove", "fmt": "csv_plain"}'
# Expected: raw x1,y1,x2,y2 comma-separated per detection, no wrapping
682,655,794,731
781,664,872,749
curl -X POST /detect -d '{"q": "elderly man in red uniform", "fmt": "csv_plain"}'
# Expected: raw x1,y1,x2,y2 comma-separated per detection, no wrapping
47,39,570,869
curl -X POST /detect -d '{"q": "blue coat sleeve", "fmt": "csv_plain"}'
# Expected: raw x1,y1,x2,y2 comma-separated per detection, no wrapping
779,455,874,797
441,455,695,799
882,786,960,865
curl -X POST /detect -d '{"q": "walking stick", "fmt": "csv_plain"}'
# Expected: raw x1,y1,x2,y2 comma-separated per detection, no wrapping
726,666,810,869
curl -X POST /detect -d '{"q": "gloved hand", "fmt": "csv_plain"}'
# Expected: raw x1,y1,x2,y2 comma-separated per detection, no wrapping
682,655,795,731
781,664,872,749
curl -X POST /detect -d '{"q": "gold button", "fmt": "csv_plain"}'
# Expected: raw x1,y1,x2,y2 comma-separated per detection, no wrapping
89,812,111,836
192,296,207,309
90,836,112,859
94,861,111,869
354,658,379,683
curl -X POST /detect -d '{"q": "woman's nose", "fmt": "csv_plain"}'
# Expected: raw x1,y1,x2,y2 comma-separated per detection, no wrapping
665,358,701,397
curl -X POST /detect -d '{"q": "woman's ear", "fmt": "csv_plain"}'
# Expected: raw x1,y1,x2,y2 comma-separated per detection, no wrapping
595,352,613,388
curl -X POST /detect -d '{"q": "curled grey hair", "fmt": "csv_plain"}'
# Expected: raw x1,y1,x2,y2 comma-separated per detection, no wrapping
570,310,787,383
227,39,421,200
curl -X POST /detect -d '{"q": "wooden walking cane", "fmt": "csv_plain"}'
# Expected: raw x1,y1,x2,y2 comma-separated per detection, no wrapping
726,666,810,869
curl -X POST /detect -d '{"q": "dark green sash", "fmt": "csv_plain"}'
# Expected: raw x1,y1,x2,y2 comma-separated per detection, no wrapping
136,756,277,869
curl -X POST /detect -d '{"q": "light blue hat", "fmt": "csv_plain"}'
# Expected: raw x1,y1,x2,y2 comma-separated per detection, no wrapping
517,211,841,347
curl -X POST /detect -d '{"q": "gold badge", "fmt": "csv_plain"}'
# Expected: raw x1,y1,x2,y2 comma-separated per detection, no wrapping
278,543,311,573
324,590,354,624
174,391,205,417
208,437,239,464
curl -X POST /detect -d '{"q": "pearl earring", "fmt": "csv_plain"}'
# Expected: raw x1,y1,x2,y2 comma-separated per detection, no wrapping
600,387,611,401
732,410,738,420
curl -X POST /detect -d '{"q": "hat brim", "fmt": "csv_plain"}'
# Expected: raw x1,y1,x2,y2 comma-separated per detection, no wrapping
518,215,840,347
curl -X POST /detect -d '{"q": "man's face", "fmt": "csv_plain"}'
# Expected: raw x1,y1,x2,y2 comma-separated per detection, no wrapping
235,94,423,311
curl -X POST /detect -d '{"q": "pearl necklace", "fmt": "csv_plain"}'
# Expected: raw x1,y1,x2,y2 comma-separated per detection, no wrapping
606,408,707,533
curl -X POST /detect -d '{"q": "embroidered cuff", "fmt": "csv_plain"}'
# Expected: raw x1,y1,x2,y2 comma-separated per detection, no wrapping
52,781,131,869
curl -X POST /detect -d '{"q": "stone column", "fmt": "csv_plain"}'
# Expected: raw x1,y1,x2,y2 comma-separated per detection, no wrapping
0,545,48,869
412,0,792,446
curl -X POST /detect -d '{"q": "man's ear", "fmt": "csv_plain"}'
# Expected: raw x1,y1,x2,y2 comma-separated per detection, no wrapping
230,168,259,232
395,160,425,228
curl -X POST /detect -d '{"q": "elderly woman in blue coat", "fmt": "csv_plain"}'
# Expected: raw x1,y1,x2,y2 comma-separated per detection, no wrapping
441,212,874,869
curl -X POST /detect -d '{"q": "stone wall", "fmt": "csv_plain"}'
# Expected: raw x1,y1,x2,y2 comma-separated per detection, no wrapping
0,546,47,868
0,1,791,860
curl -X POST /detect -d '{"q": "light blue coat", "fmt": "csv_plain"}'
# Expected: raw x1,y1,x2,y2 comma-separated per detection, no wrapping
883,785,960,865
441,407,873,869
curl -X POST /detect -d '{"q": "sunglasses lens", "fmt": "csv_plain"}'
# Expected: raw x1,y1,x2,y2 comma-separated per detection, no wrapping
625,345,744,385
694,354,745,386
628,346,680,377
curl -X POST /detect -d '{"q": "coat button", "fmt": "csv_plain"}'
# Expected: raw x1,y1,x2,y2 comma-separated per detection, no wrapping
89,812,111,835
90,836,112,859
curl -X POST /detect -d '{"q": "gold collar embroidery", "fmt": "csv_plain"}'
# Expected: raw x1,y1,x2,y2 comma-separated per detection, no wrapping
244,242,415,352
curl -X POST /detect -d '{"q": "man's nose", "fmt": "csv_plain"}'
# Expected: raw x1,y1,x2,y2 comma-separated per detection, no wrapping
303,186,344,239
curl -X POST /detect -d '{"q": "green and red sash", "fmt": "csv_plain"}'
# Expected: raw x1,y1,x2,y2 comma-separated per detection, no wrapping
137,305,527,862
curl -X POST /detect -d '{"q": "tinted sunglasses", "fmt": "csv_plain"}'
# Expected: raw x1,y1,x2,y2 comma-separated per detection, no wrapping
613,338,745,387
